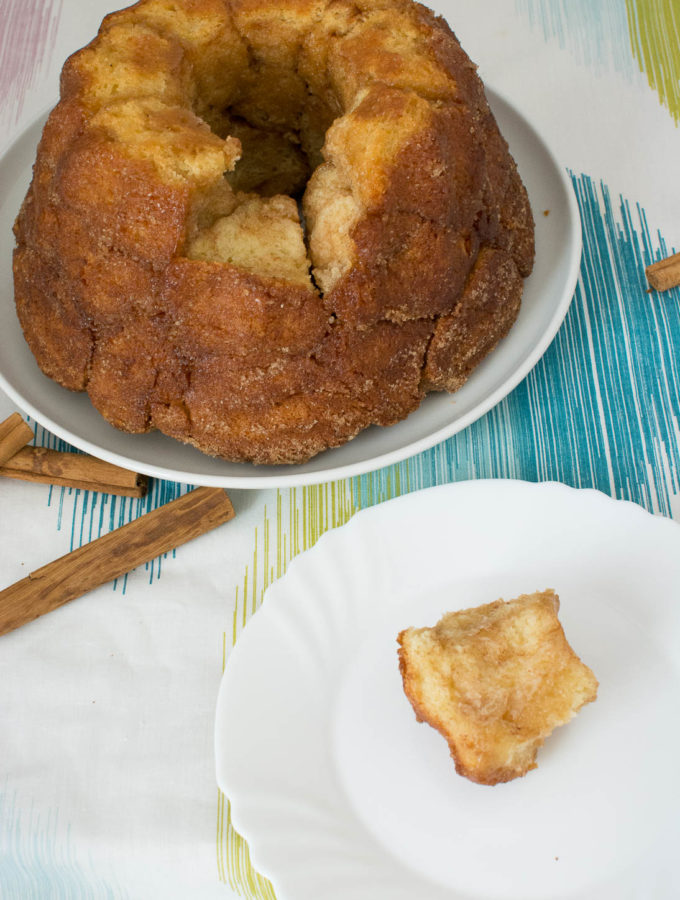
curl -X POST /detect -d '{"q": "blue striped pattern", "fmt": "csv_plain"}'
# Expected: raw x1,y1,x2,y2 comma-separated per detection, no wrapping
516,0,637,77
27,423,188,589
0,787,127,899
353,175,680,518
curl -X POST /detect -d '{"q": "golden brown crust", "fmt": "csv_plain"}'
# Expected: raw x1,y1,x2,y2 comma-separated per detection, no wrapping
422,246,523,392
13,247,93,391
397,591,598,785
13,0,534,464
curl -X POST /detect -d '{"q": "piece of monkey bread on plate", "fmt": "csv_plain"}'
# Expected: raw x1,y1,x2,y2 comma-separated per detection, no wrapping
397,589,598,785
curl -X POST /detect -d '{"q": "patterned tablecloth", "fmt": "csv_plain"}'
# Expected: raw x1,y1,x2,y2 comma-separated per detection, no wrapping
0,0,678,897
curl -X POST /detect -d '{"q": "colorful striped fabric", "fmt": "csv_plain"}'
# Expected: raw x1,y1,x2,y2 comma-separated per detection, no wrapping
519,0,680,124
0,0,678,897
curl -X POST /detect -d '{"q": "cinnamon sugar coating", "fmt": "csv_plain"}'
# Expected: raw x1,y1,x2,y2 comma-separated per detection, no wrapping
13,0,534,464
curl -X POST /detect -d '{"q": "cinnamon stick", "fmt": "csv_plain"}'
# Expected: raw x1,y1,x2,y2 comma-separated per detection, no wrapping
0,486,235,637
0,413,34,466
646,250,680,292
0,447,148,497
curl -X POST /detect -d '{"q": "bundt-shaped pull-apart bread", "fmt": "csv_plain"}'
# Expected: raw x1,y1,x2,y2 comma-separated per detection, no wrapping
13,0,534,464
398,591,598,785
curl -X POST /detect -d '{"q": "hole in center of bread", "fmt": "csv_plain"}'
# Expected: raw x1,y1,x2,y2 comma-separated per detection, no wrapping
184,75,341,290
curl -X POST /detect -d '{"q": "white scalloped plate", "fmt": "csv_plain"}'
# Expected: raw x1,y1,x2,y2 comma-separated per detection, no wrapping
0,88,581,487
216,480,680,899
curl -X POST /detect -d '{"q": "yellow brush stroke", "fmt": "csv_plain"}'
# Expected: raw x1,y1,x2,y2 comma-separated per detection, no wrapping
216,792,277,899
627,0,680,124
218,483,356,897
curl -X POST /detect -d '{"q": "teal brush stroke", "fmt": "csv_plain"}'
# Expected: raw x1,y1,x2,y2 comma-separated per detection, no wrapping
516,0,637,77
28,423,188,591
0,787,127,899
353,174,680,517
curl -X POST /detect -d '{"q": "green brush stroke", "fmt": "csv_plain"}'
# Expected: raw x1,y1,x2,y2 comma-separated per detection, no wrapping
627,0,680,124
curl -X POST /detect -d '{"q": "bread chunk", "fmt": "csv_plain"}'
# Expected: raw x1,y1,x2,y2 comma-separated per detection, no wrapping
397,590,598,785
187,194,312,287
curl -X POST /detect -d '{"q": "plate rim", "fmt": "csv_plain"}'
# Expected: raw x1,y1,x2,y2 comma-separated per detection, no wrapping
0,87,582,488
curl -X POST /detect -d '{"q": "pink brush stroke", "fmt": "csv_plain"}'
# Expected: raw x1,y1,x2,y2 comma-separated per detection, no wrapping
0,0,63,124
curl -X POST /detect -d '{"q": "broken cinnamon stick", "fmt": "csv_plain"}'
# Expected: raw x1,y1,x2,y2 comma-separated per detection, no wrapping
0,413,34,466
646,250,680,292
0,447,148,497
0,486,235,637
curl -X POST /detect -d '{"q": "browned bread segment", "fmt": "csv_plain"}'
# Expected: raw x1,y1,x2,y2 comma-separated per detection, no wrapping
398,590,598,785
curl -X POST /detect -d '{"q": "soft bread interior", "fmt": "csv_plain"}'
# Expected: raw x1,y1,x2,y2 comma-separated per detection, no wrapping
187,194,313,287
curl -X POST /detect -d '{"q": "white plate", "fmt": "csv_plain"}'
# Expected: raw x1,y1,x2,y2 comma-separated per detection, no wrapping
216,480,680,899
0,90,581,488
